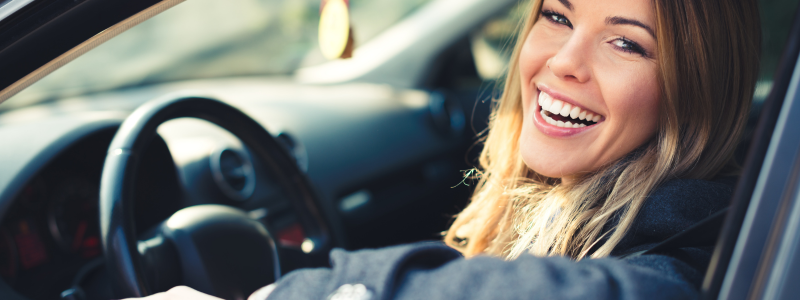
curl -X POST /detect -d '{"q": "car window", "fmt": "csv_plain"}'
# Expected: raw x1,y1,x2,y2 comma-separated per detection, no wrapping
1,0,430,110
470,1,527,81
755,0,800,104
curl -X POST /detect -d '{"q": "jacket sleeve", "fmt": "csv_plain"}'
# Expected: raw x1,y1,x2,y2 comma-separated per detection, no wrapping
264,242,702,300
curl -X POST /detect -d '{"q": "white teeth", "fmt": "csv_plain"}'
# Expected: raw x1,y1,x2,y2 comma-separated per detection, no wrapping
537,92,546,110
538,91,553,111
549,99,563,115
541,109,585,128
559,103,572,117
569,106,581,119
541,109,554,125
537,90,605,127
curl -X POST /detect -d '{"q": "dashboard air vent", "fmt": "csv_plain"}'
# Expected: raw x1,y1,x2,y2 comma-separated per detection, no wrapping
210,148,256,201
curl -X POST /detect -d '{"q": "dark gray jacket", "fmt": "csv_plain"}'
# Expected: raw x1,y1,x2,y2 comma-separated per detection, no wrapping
266,178,734,300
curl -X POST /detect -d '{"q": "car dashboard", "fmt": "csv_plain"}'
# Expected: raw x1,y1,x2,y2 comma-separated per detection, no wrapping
1,128,114,299
0,78,488,300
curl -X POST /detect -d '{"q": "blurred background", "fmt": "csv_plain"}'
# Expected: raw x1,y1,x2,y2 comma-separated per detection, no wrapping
1,0,530,111
0,1,799,299
1,0,798,250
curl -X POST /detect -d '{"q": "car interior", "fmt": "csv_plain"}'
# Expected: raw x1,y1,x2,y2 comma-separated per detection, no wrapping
0,0,798,299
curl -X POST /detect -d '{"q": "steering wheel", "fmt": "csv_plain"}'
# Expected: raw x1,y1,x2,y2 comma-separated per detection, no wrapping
99,95,328,299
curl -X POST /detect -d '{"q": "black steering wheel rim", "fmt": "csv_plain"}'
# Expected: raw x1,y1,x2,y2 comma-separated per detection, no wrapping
99,94,329,298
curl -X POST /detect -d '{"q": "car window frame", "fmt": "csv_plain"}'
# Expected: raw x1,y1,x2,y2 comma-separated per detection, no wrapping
704,4,800,299
0,0,182,104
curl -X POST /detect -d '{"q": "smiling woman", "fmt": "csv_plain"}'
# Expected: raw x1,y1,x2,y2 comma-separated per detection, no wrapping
128,0,761,299
446,0,760,261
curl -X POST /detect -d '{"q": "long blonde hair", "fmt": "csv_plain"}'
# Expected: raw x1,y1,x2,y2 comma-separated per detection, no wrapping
445,0,761,259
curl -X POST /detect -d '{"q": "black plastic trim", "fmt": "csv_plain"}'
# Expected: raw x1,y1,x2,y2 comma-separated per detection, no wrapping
0,0,161,92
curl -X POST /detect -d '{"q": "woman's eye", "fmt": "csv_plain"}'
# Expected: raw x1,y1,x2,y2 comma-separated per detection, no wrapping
541,10,572,28
611,37,647,57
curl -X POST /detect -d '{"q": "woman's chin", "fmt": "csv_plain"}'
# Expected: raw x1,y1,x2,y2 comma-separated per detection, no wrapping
521,155,577,181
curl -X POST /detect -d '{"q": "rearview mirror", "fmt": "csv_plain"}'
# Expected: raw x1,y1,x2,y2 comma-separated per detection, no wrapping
319,0,355,59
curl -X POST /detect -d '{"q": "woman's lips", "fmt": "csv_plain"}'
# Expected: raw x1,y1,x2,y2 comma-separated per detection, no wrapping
533,90,604,137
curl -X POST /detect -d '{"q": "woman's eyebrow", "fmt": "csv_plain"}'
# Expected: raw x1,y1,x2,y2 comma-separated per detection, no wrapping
558,0,573,11
606,16,656,38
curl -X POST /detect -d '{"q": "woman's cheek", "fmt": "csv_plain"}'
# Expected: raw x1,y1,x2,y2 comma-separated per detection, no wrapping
612,71,661,144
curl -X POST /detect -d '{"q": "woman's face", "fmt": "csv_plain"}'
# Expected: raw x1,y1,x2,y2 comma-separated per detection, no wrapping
518,0,660,183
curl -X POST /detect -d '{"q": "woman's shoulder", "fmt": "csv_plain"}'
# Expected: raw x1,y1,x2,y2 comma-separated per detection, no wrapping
611,176,736,255
644,176,736,216
650,176,737,201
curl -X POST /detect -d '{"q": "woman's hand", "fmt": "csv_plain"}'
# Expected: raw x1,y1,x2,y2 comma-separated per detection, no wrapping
247,284,276,300
118,285,276,300
120,286,223,300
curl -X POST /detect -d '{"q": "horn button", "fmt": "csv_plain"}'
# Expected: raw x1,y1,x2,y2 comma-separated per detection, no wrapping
137,205,279,300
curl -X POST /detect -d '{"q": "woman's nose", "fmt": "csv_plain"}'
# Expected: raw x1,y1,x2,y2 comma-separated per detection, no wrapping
546,34,591,83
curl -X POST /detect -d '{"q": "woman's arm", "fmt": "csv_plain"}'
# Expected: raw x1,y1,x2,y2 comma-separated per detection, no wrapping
121,242,703,300
264,242,701,300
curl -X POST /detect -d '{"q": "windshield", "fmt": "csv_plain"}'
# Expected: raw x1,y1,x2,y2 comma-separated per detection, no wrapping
3,0,430,110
